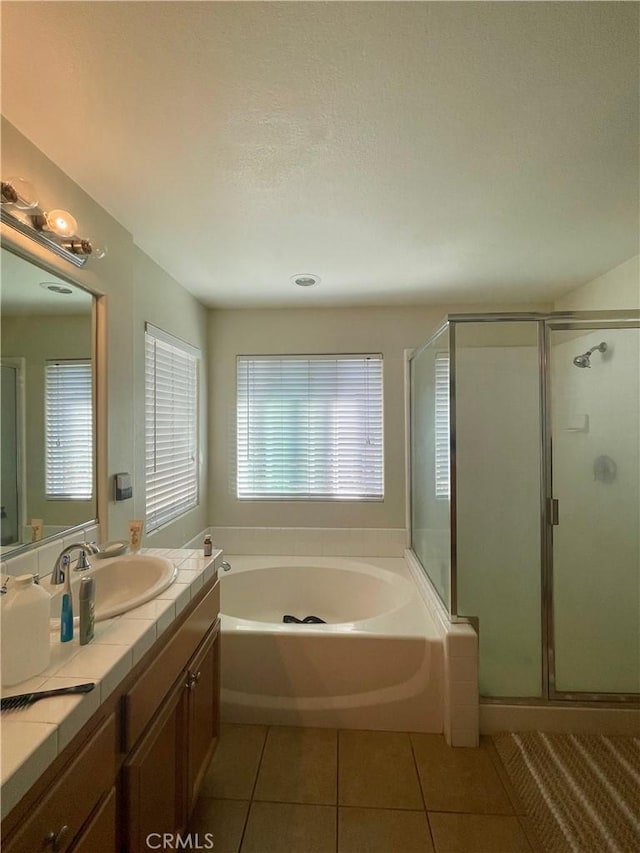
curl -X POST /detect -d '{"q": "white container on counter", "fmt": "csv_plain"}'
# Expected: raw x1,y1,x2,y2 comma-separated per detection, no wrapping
1,574,51,687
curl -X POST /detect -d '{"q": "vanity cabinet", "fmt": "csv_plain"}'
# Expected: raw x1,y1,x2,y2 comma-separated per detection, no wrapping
1,714,117,853
123,618,220,851
1,573,220,853
186,628,220,811
124,677,187,851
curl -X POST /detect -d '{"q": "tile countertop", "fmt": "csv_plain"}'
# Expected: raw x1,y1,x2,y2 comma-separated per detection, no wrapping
0,547,222,821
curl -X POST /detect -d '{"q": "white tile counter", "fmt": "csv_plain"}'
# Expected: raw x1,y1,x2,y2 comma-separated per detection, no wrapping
0,547,221,821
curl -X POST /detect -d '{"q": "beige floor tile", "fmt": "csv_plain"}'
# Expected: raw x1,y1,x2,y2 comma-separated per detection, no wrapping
339,807,435,853
201,724,267,799
189,798,249,853
411,734,513,814
428,812,532,853
339,730,424,810
240,801,337,853
254,726,338,805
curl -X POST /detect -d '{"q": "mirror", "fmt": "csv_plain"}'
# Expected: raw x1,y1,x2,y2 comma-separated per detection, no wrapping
0,247,96,555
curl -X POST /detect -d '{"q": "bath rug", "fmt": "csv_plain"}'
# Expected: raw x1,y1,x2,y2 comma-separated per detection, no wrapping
282,615,326,624
493,731,640,853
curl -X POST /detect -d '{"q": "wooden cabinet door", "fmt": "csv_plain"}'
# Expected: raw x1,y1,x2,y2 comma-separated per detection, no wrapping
70,787,117,853
123,676,188,853
1,714,116,853
186,627,220,814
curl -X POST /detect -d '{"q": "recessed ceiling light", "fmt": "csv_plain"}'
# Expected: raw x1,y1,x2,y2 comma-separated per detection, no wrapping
40,281,73,295
291,273,320,287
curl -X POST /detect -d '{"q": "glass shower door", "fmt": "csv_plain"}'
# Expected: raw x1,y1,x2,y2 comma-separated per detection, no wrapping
549,322,640,697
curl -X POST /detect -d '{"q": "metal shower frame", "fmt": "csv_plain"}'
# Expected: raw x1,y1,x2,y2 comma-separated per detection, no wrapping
409,310,640,705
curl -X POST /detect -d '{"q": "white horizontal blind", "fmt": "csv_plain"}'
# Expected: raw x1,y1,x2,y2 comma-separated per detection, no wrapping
435,352,450,499
237,354,384,500
145,325,199,532
45,360,93,499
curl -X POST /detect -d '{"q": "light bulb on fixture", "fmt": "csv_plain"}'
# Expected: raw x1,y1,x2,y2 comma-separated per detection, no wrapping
1,177,38,210
45,209,78,238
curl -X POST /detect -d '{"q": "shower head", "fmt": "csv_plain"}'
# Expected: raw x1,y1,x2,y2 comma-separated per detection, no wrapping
572,341,607,368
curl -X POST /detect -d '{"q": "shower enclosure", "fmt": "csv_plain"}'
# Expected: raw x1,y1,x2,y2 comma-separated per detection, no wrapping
409,312,640,703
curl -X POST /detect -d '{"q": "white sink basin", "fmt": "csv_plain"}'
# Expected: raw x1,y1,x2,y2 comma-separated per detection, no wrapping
48,554,177,625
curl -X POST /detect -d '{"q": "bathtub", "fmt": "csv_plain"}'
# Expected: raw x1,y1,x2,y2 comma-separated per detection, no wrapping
220,555,444,732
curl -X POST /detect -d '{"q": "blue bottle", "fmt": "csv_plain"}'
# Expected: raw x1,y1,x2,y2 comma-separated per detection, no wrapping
60,554,74,643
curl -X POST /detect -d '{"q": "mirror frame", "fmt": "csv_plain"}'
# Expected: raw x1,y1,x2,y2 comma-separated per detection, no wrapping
0,234,106,559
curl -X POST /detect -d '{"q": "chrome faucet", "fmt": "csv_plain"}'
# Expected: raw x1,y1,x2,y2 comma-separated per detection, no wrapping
51,543,95,585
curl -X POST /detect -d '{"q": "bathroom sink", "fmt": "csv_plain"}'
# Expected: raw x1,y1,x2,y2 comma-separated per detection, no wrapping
49,554,177,625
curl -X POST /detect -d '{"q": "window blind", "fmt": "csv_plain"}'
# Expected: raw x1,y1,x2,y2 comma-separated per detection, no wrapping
435,352,450,499
145,325,199,532
45,360,93,500
237,354,384,500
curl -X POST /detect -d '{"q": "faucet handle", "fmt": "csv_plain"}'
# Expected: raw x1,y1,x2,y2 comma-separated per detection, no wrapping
75,549,91,571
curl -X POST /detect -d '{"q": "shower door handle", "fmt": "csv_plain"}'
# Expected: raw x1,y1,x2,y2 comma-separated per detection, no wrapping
548,498,559,526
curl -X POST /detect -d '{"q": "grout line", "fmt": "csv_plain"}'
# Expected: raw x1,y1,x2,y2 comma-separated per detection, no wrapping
483,736,527,816
517,814,542,853
249,725,269,801
236,725,269,853
409,733,438,851
340,804,434,814
425,808,541,818
335,728,340,851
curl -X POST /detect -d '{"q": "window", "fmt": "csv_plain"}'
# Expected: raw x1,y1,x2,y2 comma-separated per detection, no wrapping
434,352,450,499
45,360,93,499
145,324,199,532
237,354,384,500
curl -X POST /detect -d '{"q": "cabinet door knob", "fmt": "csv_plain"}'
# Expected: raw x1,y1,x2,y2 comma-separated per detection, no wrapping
46,824,69,851
186,670,202,690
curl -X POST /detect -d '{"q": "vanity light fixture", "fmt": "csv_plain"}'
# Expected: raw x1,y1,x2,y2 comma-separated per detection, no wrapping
291,273,321,287
1,177,106,267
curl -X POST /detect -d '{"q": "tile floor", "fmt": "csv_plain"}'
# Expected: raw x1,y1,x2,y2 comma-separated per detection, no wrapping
189,724,542,853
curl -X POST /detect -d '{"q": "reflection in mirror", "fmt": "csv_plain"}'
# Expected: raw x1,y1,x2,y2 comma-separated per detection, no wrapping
0,247,96,556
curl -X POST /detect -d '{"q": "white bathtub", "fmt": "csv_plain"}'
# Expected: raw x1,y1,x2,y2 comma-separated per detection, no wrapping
220,555,444,732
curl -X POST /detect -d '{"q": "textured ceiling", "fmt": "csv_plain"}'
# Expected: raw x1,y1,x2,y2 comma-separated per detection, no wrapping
1,1,638,308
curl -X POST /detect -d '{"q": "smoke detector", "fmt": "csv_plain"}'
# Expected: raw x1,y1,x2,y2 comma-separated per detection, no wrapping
40,281,73,295
291,273,320,288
